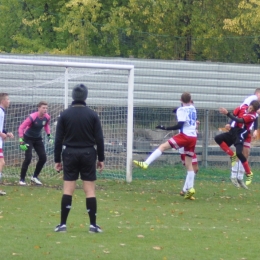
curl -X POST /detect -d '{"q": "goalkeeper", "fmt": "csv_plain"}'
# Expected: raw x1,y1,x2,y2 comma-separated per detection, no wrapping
18,101,53,186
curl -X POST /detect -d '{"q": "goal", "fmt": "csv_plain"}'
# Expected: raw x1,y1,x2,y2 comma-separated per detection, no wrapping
0,58,134,183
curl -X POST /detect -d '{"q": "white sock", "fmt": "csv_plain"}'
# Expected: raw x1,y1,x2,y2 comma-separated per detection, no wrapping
237,160,245,180
230,161,239,178
182,177,188,192
183,171,195,191
145,149,162,165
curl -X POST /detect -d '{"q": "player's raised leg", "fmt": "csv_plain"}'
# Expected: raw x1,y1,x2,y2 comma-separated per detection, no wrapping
133,141,171,169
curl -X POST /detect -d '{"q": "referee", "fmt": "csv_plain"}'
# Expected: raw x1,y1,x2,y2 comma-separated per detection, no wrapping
54,84,105,233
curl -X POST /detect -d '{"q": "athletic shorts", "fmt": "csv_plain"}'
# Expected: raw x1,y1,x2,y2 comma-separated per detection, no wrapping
62,147,97,181
168,133,197,157
0,148,3,158
216,127,248,147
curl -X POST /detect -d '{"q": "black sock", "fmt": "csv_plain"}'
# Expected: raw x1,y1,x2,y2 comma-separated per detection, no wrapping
61,194,72,225
86,197,97,226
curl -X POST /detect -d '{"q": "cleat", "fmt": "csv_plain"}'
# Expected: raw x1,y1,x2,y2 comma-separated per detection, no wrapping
180,190,195,200
0,190,6,195
230,178,240,188
133,160,148,170
54,224,67,232
237,179,248,190
31,177,42,185
89,224,103,233
230,153,237,167
184,188,195,200
245,172,253,186
19,180,27,186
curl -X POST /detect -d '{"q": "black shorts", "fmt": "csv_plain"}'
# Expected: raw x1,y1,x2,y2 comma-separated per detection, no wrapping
217,127,248,147
62,147,97,181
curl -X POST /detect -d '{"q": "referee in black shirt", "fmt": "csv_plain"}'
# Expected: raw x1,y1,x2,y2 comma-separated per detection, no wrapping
54,84,105,233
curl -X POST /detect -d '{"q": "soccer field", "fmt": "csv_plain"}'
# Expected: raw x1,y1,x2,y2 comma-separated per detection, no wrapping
1,171,260,260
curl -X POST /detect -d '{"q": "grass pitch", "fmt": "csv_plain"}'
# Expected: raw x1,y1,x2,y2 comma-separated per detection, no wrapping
1,167,260,260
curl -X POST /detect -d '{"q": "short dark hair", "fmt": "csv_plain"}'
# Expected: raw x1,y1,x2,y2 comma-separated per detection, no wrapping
250,100,260,111
0,93,8,103
37,101,48,107
181,92,191,104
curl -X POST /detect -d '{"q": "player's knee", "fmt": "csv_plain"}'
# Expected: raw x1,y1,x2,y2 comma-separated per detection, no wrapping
24,157,32,165
236,152,246,162
39,154,47,164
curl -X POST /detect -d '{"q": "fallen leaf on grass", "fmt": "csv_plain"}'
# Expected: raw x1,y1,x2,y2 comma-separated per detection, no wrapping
153,246,162,250
137,235,144,238
34,245,40,249
12,253,22,256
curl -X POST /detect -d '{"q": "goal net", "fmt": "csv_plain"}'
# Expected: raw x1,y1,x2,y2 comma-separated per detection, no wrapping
0,58,134,183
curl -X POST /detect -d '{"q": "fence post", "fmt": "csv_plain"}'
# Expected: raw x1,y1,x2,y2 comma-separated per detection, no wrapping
64,67,69,109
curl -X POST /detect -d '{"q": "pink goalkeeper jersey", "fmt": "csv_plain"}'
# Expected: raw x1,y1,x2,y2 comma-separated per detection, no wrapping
18,112,51,138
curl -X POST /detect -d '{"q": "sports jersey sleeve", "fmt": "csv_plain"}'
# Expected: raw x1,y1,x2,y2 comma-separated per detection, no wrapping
43,114,51,135
93,114,105,162
243,114,256,124
164,122,184,131
232,106,240,116
18,116,32,137
54,113,64,162
226,112,244,123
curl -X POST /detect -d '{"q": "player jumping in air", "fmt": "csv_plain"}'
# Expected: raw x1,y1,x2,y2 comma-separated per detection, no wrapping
134,92,197,200
173,103,199,199
215,100,259,186
228,88,260,188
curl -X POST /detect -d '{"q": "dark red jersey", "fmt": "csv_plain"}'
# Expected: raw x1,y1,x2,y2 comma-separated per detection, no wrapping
231,104,257,131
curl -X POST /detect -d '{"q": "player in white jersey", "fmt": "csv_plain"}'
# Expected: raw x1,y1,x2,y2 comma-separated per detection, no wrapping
133,92,197,200
0,93,14,195
173,103,199,198
228,88,260,188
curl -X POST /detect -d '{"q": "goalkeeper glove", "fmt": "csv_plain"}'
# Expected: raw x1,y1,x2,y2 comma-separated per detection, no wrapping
47,134,54,144
155,125,166,130
19,138,29,151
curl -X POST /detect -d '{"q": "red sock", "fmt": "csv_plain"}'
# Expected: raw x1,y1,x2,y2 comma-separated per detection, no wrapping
219,142,234,156
242,161,251,174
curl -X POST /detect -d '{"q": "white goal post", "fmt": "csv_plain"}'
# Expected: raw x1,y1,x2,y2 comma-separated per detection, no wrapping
0,58,134,183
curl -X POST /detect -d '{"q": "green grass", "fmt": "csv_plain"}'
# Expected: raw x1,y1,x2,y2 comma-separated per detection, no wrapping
1,168,260,260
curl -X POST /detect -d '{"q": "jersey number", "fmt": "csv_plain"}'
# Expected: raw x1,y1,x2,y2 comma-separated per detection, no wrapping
189,111,196,126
